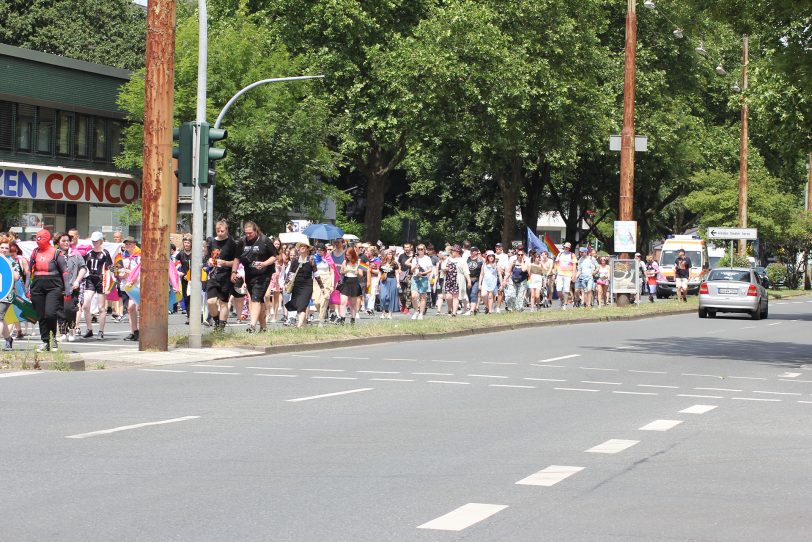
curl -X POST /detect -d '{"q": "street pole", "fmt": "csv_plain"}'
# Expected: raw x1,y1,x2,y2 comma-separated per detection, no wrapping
204,75,325,238
188,0,208,349
617,0,637,307
738,34,749,257
139,0,176,351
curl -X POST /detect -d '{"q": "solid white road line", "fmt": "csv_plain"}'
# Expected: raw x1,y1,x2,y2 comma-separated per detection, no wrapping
613,391,658,396
585,439,639,454
413,372,452,376
332,356,369,360
695,387,742,392
427,380,470,385
680,404,718,414
638,384,679,389
192,371,240,375
639,419,683,431
246,366,293,370
581,381,622,385
66,416,199,439
727,376,767,381
431,359,467,363
418,503,508,531
732,397,781,402
516,465,585,486
677,394,724,399
490,384,535,389
524,377,567,382
285,388,373,402
628,370,667,374
482,361,518,365
291,354,320,358
579,367,621,372
140,369,187,373
0,371,44,378
468,374,509,379
539,354,581,363
530,364,566,368
384,358,417,361
311,376,358,380
300,368,345,372
356,370,400,374
370,378,415,382
255,374,297,378
682,373,725,378
753,390,801,396
555,387,600,392
189,364,234,368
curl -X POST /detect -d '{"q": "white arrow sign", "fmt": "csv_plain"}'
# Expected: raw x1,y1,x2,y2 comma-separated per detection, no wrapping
707,227,758,240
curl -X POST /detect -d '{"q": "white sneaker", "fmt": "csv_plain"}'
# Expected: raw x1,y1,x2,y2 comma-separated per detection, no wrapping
67,334,76,342
386,314,392,320
417,313,424,320
495,307,502,313
464,310,472,316
57,334,67,342
411,312,418,320
380,313,386,319
37,343,49,352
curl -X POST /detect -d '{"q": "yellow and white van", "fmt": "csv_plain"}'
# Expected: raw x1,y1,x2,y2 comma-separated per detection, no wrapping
657,235,709,298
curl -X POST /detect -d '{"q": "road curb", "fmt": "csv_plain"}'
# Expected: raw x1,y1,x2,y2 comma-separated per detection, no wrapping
246,307,695,357
3,354,85,372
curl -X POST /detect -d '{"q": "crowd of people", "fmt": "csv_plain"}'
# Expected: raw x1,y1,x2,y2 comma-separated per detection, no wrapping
0,221,666,350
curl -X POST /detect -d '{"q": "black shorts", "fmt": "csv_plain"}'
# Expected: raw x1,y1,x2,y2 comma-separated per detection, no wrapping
206,271,233,302
84,274,104,293
246,273,271,303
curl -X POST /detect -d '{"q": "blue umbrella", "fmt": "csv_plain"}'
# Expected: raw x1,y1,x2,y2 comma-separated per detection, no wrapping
303,223,345,241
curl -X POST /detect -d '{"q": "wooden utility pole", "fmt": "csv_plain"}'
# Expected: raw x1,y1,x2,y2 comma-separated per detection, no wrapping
619,0,637,227
738,35,749,256
140,0,176,351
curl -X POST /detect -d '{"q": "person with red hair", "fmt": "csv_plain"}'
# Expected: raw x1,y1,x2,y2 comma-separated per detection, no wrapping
337,247,363,324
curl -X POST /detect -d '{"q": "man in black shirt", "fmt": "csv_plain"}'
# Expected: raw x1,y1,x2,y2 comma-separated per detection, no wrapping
231,221,277,332
206,220,237,330
674,248,692,303
466,247,484,315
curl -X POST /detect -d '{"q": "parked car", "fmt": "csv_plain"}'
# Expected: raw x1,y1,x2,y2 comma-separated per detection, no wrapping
698,267,768,320
753,266,771,288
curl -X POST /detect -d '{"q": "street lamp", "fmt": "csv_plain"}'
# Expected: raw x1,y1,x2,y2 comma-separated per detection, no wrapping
715,64,727,76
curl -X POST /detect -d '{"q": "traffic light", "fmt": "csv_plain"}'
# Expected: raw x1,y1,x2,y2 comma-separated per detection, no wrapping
198,121,227,187
172,122,194,186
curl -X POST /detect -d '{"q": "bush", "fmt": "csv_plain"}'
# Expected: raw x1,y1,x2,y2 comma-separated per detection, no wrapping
766,263,787,287
716,253,751,268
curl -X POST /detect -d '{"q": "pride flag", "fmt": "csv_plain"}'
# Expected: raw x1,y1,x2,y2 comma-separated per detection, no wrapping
544,232,560,256
527,228,560,257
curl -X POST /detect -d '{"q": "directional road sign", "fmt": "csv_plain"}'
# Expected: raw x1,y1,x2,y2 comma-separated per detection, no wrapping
0,256,14,300
707,227,758,240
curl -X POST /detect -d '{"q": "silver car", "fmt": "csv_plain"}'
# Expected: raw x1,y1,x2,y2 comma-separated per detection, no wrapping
698,267,768,319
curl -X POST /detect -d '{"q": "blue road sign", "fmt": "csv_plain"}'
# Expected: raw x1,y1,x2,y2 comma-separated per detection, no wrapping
0,256,13,300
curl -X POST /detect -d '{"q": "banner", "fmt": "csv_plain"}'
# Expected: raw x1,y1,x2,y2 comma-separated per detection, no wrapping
0,163,139,205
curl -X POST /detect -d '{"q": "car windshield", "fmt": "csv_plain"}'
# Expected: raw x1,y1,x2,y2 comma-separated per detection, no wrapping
708,270,750,282
755,267,766,273
661,250,702,267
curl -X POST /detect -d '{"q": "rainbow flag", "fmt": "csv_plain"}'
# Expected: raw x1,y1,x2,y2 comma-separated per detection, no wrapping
358,261,370,272
544,233,560,256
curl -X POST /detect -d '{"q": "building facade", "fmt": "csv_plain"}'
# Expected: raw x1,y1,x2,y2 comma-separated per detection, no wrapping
0,44,138,239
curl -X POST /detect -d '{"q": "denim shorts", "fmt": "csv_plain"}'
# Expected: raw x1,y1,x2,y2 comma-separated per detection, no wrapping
575,275,594,291
411,275,430,294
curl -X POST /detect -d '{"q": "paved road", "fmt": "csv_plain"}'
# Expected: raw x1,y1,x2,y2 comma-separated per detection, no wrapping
1,297,811,541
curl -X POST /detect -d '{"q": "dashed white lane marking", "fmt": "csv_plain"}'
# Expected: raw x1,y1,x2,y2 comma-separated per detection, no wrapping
427,380,470,385
140,369,186,373
780,379,812,383
539,354,581,363
193,371,240,375
678,394,724,399
705,329,725,334
417,503,508,531
774,302,787,305
66,416,199,439
531,364,566,368
752,390,801,396
741,326,757,330
680,405,718,414
798,401,812,404
779,372,802,378
615,345,638,350
585,439,639,454
682,373,724,379
247,366,293,370
468,374,509,379
300,368,345,372
727,376,767,381
638,384,679,389
613,391,658,396
516,465,585,486
384,358,417,362
311,376,358,380
255,374,297,378
481,361,518,366
732,397,781,402
413,372,453,376
0,371,44,378
188,364,234,368
639,419,683,431
791,301,803,304
291,354,320,358
579,367,620,372
285,388,373,402
490,384,535,389
371,378,415,382
525,378,567,382
629,370,667,374
332,356,369,360
581,381,622,385
767,322,782,326
555,387,600,393
356,370,400,374
695,387,742,392
431,359,466,363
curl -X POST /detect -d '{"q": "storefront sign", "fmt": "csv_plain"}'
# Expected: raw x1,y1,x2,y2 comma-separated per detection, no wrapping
0,165,139,205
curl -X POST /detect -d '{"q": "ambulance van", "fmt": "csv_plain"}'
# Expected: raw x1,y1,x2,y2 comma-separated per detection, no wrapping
656,235,709,298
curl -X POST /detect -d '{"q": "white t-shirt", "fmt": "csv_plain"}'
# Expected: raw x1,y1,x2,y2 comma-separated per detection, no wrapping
412,255,433,276
496,253,510,269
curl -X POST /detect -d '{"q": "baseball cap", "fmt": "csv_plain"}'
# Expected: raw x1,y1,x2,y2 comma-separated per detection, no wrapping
579,247,588,252
495,243,503,247
124,236,135,243
635,252,641,256
90,231,104,242
471,246,480,252
563,242,572,248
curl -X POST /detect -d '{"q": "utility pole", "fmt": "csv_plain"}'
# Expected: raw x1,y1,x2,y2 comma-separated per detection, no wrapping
738,35,749,257
139,0,176,351
188,0,208,349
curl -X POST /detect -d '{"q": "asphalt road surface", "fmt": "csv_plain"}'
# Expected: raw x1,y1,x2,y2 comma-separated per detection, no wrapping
2,296,811,541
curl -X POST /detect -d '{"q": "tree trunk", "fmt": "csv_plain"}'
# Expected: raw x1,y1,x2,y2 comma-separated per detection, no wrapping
358,135,406,242
497,156,522,247
520,159,549,237
363,171,389,243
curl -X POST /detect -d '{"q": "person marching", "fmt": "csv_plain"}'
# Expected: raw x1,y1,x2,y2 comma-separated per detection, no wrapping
29,229,71,351
119,238,142,341
0,236,22,351
55,232,86,342
232,221,277,333
81,231,113,339
285,242,325,328
554,242,578,309
337,247,363,324
205,220,237,331
409,244,433,320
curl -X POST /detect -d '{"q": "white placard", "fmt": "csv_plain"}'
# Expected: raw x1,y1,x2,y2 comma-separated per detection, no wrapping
707,227,757,240
613,221,637,253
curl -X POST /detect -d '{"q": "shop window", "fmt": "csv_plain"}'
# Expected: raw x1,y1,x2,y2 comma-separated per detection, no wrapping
0,101,12,150
75,114,89,159
37,107,56,155
93,118,107,161
15,103,34,152
110,120,124,161
56,111,72,156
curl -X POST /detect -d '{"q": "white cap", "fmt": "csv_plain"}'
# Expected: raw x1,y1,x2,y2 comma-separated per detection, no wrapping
90,231,104,242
